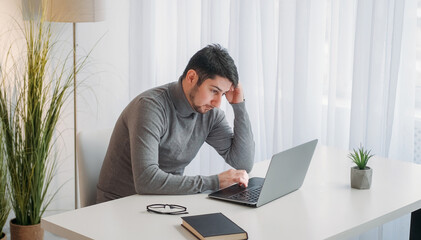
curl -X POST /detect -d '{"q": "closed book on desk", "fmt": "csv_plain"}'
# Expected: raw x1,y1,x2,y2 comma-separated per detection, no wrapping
181,212,248,240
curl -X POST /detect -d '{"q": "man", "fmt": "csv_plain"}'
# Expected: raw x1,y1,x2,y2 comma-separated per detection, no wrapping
97,44,255,203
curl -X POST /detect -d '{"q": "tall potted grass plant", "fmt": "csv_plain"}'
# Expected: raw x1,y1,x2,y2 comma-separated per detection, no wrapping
0,134,10,240
0,2,84,239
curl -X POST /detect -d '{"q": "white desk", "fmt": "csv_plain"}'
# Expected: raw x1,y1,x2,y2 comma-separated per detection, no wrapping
42,146,421,240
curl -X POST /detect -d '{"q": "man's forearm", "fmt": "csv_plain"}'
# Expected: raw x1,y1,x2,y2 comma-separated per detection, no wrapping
227,102,255,172
133,164,219,194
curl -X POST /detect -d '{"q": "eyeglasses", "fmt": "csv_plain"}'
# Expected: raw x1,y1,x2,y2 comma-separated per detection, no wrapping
146,204,188,215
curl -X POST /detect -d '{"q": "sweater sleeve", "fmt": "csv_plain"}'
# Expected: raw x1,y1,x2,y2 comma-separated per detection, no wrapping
127,98,219,194
205,101,255,172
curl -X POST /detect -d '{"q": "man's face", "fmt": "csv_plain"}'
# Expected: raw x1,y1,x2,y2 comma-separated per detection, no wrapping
187,76,233,114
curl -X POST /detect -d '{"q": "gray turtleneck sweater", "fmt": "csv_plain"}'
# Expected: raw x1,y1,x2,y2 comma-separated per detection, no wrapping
96,79,255,203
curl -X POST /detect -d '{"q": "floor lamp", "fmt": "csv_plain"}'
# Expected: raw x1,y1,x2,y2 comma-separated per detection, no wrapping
45,0,104,209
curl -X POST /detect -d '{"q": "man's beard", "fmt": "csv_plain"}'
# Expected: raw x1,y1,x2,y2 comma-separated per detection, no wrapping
189,85,213,114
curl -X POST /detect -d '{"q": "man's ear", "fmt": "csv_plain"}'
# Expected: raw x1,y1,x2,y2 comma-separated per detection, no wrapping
186,69,198,85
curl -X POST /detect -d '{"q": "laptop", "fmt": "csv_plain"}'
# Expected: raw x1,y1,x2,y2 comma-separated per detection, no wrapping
208,139,318,207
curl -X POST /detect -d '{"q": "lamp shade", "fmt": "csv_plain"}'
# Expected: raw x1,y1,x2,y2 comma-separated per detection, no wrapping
45,0,105,23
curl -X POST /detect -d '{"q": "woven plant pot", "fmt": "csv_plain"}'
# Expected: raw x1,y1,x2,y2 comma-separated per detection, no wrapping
0,232,6,240
10,219,44,240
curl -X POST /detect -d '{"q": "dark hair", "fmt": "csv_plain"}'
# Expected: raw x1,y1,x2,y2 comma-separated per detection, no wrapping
180,44,239,87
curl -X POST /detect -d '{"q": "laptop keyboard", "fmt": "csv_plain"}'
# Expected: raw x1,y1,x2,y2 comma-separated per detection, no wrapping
227,186,262,202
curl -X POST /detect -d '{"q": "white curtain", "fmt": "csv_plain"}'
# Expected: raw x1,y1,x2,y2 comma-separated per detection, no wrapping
0,0,414,238
75,0,416,238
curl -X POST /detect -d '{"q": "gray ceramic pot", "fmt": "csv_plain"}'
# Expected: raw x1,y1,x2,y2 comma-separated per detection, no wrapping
350,166,372,189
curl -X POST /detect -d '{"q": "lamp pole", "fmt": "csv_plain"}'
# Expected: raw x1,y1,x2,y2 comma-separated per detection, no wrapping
73,22,78,209
45,0,104,209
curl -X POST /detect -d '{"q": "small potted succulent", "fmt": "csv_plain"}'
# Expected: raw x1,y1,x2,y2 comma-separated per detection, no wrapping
349,145,374,189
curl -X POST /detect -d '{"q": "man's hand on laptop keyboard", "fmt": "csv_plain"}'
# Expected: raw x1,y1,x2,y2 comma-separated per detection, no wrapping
218,169,249,189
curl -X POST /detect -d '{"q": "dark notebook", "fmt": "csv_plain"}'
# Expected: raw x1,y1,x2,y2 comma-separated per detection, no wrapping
181,212,248,240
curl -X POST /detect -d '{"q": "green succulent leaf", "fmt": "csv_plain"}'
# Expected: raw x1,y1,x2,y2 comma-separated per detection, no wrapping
348,144,374,170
